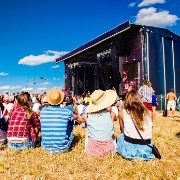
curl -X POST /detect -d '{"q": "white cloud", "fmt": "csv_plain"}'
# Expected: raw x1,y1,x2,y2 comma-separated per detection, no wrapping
11,86,22,90
21,87,34,92
0,86,11,90
138,0,165,7
0,85,22,90
37,87,47,91
51,65,60,69
135,7,179,27
128,2,136,7
40,82,50,85
53,77,61,80
54,86,63,90
0,72,9,76
18,50,68,66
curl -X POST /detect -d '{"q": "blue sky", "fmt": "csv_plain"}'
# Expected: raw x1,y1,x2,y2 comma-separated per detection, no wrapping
0,0,179,94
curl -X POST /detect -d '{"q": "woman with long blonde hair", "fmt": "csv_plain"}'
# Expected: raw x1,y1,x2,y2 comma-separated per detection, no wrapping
117,90,155,160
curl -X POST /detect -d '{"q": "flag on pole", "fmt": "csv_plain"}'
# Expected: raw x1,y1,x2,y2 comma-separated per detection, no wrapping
26,76,29,88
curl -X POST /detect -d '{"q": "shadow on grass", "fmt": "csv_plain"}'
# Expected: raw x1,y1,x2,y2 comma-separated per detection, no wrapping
0,143,7,150
71,134,83,148
176,132,180,138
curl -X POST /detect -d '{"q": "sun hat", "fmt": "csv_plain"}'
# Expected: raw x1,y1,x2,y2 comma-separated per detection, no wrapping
86,89,117,113
46,88,64,105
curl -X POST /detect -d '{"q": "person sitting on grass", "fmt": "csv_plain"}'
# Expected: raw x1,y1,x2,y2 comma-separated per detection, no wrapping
117,90,155,160
0,129,6,154
0,129,6,145
7,92,41,150
78,89,117,157
40,88,78,154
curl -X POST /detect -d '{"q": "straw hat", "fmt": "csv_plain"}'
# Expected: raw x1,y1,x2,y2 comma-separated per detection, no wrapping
46,88,64,105
86,89,117,113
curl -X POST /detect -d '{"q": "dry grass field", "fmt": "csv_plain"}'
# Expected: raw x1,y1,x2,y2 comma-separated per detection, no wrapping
0,111,180,180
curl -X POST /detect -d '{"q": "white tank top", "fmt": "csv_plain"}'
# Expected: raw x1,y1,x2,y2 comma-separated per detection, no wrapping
123,109,153,139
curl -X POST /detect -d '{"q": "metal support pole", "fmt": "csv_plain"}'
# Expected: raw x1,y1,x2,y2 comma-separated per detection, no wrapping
83,67,86,95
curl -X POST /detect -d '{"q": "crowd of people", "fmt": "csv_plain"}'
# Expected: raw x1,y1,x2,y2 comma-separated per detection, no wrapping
0,81,179,160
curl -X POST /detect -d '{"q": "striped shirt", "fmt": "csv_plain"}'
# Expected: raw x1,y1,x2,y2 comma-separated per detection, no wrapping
40,105,73,153
138,85,155,103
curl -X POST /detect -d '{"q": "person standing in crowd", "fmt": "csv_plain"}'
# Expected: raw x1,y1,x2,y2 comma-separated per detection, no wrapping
40,92,47,105
152,93,158,119
76,101,84,117
138,80,155,112
84,93,91,104
3,99,14,121
0,95,7,147
65,98,74,112
166,88,177,118
32,97,41,115
77,89,117,157
65,98,76,137
4,92,9,101
40,88,78,154
0,95,5,128
117,90,155,160
7,92,41,150
39,94,49,111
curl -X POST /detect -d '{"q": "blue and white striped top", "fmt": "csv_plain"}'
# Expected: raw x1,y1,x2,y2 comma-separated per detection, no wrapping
40,105,73,153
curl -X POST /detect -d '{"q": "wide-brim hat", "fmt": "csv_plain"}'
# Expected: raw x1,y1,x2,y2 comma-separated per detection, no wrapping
86,89,117,113
46,88,64,105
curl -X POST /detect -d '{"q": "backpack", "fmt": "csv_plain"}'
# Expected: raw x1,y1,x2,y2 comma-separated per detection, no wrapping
163,109,167,117
152,94,157,106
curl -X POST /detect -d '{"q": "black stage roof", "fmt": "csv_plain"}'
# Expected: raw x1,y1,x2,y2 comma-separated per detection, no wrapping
56,20,130,63
56,20,180,64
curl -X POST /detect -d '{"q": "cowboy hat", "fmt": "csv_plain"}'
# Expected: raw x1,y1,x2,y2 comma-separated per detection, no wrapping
86,89,117,113
46,88,64,105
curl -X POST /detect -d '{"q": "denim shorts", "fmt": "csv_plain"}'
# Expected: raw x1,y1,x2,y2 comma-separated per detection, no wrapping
116,133,155,160
8,139,35,150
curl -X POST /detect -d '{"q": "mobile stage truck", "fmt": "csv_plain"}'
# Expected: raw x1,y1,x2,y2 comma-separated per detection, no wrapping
56,20,180,110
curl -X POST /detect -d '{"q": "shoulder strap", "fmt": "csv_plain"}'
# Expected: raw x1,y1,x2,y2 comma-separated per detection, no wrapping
127,110,152,148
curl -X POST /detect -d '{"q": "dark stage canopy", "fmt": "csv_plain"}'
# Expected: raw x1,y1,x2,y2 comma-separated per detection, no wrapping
55,20,180,109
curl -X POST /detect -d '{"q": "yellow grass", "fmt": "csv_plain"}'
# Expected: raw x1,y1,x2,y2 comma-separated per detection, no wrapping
0,111,180,180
